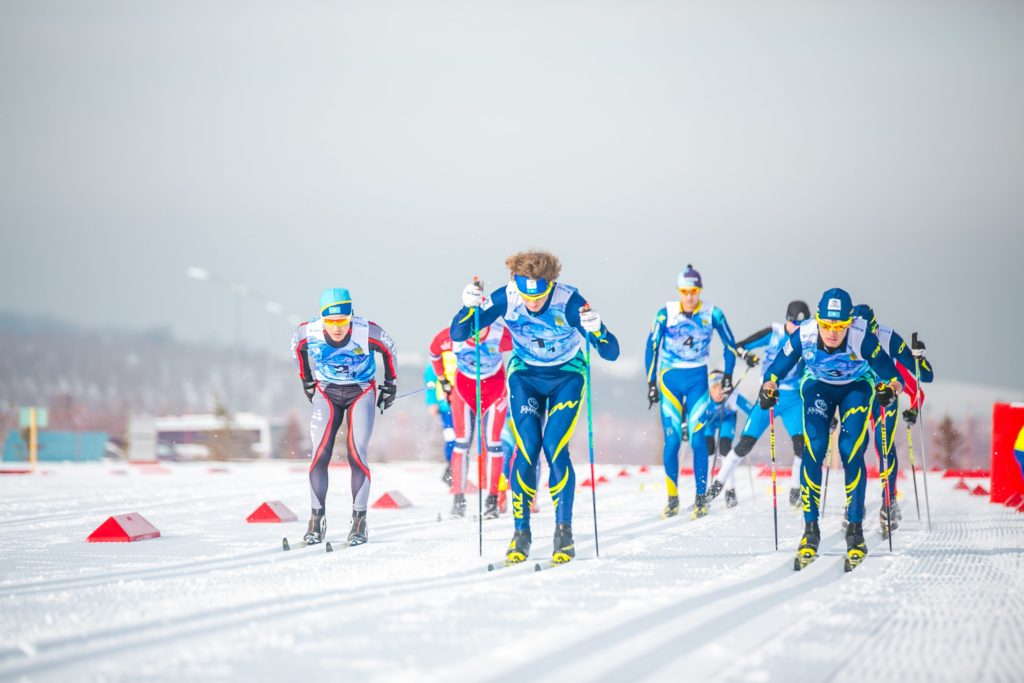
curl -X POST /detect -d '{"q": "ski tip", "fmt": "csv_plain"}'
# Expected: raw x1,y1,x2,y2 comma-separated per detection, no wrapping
325,542,334,553
282,538,290,551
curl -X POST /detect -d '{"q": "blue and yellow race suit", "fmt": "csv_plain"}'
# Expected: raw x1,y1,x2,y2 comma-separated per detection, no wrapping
451,281,619,530
765,319,899,524
645,300,738,497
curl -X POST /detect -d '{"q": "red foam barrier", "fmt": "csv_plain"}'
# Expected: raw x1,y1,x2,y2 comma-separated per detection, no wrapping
992,403,1024,504
943,469,990,478
1004,493,1023,508
87,513,161,542
971,485,989,496
372,491,413,509
679,467,694,475
639,465,650,473
246,501,297,523
954,479,970,490
598,475,609,484
617,469,631,478
208,467,230,474
0,469,32,475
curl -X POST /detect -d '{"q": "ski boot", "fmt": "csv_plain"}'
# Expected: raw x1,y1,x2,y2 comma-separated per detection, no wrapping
707,480,724,501
844,522,867,572
880,500,902,539
303,509,327,545
506,528,532,564
788,487,801,509
441,463,453,487
450,493,467,519
690,493,709,520
484,494,500,520
663,495,680,518
793,521,820,571
724,488,738,508
552,523,575,564
347,510,368,546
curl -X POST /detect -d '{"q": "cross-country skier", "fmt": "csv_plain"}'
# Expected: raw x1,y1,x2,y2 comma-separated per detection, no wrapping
852,304,935,537
701,370,755,507
424,364,457,486
708,301,812,508
429,319,513,519
759,288,900,571
451,250,619,564
645,265,739,519
290,288,398,546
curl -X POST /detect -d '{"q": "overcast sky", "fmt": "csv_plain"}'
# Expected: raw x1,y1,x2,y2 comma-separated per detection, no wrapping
1,1,1022,390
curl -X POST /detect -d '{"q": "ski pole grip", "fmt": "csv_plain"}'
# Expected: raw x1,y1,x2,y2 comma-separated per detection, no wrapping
912,331,918,346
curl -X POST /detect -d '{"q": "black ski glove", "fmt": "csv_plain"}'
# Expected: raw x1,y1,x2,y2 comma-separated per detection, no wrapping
721,375,734,396
681,423,689,442
903,408,918,425
438,377,453,398
911,333,926,360
302,379,317,403
647,382,659,409
377,381,397,413
740,349,759,368
830,416,839,433
875,382,897,408
758,385,778,410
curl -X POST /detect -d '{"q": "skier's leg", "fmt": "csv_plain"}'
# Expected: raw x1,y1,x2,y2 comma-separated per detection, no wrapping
779,388,805,492
309,388,344,512
658,368,686,499
873,400,900,502
799,379,837,523
714,405,766,487
448,388,471,496
440,408,456,462
508,369,544,531
837,379,873,525
345,384,376,512
683,369,711,496
541,369,586,525
485,393,508,496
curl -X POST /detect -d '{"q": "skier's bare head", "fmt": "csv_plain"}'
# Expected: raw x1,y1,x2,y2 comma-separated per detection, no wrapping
507,250,560,311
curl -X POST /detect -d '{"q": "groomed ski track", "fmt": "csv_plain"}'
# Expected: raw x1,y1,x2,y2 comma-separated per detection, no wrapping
1,462,1021,682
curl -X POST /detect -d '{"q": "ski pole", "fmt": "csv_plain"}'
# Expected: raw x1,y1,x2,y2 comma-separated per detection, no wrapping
912,333,933,531
905,421,922,521
582,304,600,558
878,393,894,552
769,406,778,551
709,365,752,491
474,276,484,557
394,386,428,401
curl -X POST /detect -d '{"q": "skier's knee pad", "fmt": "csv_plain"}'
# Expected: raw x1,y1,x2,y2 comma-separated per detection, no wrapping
733,435,757,458
719,437,733,457
792,437,804,458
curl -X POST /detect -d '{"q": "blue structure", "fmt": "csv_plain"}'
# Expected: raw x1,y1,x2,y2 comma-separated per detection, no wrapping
3,431,108,462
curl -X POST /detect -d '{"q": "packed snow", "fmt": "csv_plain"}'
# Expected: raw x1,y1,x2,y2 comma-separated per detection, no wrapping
1,461,1022,682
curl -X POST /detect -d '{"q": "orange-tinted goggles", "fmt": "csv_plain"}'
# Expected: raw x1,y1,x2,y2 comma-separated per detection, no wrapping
677,287,702,296
816,315,852,332
323,316,352,328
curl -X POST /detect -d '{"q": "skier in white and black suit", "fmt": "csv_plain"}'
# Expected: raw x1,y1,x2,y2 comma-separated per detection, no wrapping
291,287,398,547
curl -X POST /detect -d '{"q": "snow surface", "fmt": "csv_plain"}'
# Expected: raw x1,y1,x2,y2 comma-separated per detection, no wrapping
1,462,1022,682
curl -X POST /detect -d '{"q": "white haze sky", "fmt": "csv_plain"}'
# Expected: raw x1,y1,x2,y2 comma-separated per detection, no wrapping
1,1,1022,389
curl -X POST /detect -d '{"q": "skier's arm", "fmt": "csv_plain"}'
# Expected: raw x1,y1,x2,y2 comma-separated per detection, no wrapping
290,323,313,383
735,326,773,352
861,330,899,387
712,308,738,376
451,287,507,342
645,308,667,383
764,331,802,385
368,322,398,383
428,328,450,379
566,291,620,361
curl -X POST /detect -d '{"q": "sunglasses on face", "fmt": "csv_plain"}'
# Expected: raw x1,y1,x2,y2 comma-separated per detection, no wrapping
323,317,352,328
816,316,852,332
677,287,701,296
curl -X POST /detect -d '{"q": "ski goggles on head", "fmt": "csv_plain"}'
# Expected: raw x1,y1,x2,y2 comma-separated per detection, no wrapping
816,315,852,331
677,287,702,296
514,275,553,301
322,315,352,328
